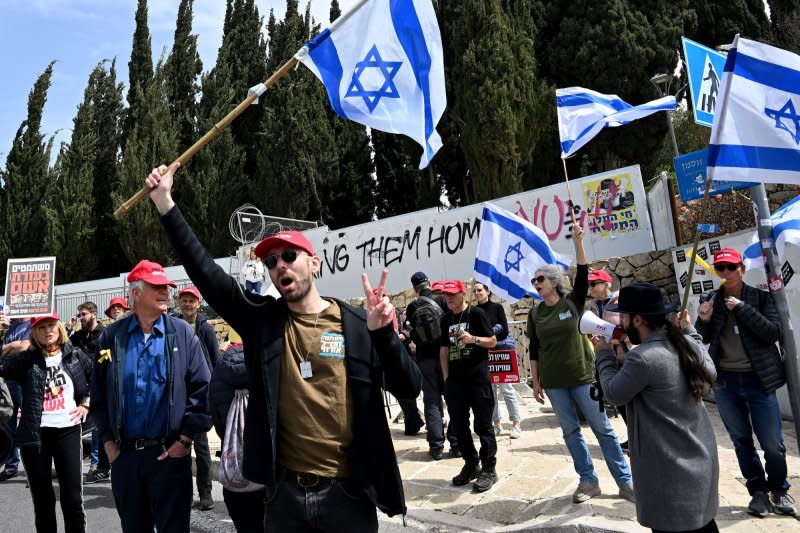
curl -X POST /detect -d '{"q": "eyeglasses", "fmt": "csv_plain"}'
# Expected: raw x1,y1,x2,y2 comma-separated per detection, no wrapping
264,249,300,270
714,263,740,272
589,281,606,287
78,312,91,317
532,275,546,284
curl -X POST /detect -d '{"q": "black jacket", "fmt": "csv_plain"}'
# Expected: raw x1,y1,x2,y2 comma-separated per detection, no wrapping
695,283,785,393
91,313,212,445
177,312,219,370
69,323,106,358
209,343,247,440
0,341,92,447
477,300,509,342
160,205,422,518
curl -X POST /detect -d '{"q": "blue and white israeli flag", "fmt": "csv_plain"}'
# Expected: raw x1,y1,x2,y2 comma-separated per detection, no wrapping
473,203,569,303
557,87,676,158
708,36,800,184
743,194,800,270
295,0,445,169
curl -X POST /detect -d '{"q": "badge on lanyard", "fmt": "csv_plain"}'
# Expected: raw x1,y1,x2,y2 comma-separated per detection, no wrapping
558,311,572,321
300,360,313,379
733,325,740,335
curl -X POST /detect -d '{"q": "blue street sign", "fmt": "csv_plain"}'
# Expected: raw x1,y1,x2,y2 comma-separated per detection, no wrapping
681,37,727,128
674,148,755,201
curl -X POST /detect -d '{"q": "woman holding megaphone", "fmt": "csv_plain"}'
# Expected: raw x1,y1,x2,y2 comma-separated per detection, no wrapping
526,223,634,505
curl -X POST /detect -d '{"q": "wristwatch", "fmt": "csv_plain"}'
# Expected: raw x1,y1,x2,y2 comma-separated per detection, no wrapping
178,437,192,449
475,337,480,346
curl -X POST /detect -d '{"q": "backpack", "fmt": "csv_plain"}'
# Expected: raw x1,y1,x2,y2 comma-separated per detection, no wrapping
218,389,264,493
411,295,444,345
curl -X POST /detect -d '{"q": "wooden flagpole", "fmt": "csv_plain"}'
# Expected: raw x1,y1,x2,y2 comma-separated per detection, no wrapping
113,57,299,218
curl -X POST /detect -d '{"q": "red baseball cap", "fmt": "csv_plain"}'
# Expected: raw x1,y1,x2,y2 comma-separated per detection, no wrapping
430,280,445,292
253,230,315,259
438,280,466,294
31,312,59,329
105,296,130,317
127,260,177,287
588,269,613,283
179,286,201,300
713,247,742,265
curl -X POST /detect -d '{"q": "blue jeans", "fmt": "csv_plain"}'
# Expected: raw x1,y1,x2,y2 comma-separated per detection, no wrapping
492,384,521,422
89,428,110,471
4,380,21,470
714,370,789,494
245,280,262,294
545,384,632,487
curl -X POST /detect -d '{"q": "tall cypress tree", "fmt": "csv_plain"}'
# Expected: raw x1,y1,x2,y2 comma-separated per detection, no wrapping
316,0,375,227
127,0,154,133
768,0,800,54
165,0,202,154
91,60,127,277
254,0,335,221
689,0,770,47
2,62,55,263
113,60,179,265
372,131,432,218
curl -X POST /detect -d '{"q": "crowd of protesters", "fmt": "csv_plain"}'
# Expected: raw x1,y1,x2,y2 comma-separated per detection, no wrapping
0,159,793,533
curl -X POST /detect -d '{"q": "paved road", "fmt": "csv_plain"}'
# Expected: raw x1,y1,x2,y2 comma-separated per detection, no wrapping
0,457,444,533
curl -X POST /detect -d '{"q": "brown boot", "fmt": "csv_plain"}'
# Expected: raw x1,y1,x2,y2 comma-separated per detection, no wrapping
199,492,214,511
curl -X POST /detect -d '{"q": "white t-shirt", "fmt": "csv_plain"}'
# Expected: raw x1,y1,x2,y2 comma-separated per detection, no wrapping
243,259,265,283
41,352,78,428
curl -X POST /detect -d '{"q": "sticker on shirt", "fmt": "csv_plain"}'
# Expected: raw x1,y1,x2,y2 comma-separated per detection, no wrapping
448,322,469,345
558,311,573,321
44,365,67,412
319,332,345,359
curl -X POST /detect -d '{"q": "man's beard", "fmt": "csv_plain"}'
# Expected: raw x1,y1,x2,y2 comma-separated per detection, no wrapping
279,274,313,303
623,321,641,345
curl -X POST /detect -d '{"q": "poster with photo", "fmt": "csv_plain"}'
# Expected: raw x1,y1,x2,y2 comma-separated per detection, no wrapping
4,257,57,318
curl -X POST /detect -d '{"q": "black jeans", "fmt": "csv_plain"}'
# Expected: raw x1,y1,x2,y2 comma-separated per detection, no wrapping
223,487,266,533
110,445,192,533
194,431,212,494
652,519,718,533
20,424,85,533
445,372,497,469
418,358,457,451
264,470,377,532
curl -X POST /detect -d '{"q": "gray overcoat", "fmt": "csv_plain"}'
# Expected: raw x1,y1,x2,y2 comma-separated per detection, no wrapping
596,327,718,531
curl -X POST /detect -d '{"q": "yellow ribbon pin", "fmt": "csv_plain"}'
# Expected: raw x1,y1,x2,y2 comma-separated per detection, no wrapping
98,349,112,363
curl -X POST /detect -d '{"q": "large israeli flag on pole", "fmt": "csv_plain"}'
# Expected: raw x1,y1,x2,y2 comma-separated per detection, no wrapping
743,194,800,270
295,0,445,169
707,36,800,184
473,203,569,303
557,87,676,158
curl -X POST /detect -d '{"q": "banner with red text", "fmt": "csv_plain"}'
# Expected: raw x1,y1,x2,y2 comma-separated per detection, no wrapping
488,348,520,384
4,257,56,318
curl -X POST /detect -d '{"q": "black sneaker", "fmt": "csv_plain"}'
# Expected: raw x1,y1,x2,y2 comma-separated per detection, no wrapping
450,446,461,458
404,419,424,436
84,470,110,484
473,469,497,493
452,463,481,486
0,469,17,481
429,448,444,461
747,491,772,518
620,440,629,451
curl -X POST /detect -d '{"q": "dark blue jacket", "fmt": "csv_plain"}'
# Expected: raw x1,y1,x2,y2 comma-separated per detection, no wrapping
160,205,422,518
90,313,212,445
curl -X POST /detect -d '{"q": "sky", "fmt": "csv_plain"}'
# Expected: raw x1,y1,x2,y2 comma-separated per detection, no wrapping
0,0,358,165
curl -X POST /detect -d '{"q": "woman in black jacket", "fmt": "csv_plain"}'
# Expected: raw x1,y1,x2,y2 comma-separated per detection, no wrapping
0,313,92,533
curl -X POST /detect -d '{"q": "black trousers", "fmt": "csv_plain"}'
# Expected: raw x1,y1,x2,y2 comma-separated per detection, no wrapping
223,488,266,533
20,424,85,533
445,373,497,469
194,431,212,494
110,445,192,533
418,358,457,451
264,470,377,532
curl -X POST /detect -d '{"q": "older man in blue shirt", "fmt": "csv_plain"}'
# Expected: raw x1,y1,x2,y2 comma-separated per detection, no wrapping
91,260,211,533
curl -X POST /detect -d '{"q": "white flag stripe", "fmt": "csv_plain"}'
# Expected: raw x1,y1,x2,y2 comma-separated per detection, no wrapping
743,195,800,270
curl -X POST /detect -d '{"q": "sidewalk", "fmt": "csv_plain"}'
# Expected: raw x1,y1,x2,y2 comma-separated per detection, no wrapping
389,387,800,532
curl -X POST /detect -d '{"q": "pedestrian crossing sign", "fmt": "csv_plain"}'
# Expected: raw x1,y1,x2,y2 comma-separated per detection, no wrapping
682,37,728,128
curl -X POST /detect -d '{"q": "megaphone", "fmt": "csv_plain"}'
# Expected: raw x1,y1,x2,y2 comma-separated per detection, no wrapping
579,311,624,341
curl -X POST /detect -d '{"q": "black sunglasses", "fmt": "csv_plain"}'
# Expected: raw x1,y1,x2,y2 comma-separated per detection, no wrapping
589,280,606,287
714,263,739,272
264,250,300,270
532,275,546,284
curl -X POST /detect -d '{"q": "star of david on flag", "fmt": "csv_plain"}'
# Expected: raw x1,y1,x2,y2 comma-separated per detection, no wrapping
707,35,800,184
473,203,569,303
295,0,446,169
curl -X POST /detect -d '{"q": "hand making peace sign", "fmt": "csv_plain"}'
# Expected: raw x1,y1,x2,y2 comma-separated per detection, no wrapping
362,269,394,331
